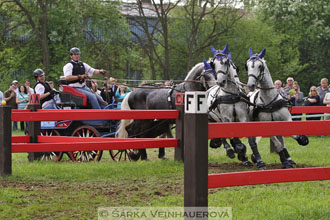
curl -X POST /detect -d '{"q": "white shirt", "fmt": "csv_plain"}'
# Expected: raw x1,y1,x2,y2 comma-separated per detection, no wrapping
63,61,95,88
35,82,53,108
0,91,3,103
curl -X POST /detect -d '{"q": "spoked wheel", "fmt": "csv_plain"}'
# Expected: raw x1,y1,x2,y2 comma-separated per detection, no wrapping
69,125,103,162
40,129,62,162
109,149,133,161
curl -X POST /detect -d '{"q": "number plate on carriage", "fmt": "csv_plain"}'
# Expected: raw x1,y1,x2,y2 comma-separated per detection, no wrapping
41,121,56,128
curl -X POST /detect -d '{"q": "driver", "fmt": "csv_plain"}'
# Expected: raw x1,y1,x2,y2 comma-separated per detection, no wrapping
63,47,107,109
33,69,58,109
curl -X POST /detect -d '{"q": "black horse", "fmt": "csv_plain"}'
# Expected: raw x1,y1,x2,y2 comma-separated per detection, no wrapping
116,62,217,160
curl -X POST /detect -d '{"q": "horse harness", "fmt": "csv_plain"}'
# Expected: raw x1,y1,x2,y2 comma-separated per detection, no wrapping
252,91,293,120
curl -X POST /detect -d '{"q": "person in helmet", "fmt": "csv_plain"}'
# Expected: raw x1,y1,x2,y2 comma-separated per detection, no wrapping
63,47,107,109
33,69,58,109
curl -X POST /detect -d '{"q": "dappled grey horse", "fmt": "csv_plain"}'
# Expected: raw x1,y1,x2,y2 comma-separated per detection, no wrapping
116,61,217,160
246,48,308,168
207,44,264,168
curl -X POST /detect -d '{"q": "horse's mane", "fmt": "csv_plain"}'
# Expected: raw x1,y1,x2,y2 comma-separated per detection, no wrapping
185,62,204,81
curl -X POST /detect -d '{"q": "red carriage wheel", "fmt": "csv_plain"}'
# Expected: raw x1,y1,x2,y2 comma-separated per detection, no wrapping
109,149,133,161
68,125,103,162
40,129,63,162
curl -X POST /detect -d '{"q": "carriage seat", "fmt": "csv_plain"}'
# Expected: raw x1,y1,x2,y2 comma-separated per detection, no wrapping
59,85,88,107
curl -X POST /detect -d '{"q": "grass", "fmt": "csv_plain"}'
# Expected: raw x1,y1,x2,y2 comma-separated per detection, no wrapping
1,129,330,219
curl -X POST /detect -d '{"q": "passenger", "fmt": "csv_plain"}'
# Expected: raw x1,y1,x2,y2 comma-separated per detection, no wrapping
63,47,107,109
33,69,58,109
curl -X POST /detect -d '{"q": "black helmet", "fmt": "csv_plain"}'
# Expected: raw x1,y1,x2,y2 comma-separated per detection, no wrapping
33,68,45,79
70,47,81,55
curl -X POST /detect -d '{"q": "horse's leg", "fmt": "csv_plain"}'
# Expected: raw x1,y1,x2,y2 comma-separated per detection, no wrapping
270,136,294,169
248,137,266,169
276,136,296,168
158,126,172,160
230,138,252,166
222,139,235,159
292,135,309,146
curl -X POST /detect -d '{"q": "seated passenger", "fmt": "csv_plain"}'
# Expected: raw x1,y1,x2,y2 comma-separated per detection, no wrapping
63,47,107,109
33,69,58,109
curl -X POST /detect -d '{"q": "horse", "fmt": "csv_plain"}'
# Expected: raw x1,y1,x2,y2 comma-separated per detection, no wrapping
246,48,308,168
207,44,264,168
115,61,217,161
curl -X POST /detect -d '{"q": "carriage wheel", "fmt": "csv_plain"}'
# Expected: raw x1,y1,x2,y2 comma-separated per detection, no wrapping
40,129,62,162
109,149,133,161
68,125,103,162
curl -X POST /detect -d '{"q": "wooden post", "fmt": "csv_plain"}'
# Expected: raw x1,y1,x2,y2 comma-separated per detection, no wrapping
27,94,41,162
175,93,184,161
184,92,208,211
0,106,12,176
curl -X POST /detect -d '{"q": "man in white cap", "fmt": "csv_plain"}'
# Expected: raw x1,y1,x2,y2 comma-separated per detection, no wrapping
12,80,19,95
283,77,294,98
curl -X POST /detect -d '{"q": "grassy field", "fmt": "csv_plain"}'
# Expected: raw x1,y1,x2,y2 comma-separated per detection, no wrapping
1,129,330,219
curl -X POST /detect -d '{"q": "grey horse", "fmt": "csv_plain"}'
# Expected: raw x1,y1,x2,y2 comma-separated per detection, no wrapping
246,48,308,168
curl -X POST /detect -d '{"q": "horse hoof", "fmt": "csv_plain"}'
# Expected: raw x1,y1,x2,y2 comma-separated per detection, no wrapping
288,159,296,167
282,160,294,169
226,149,235,159
251,154,257,163
297,135,309,146
257,161,266,169
210,138,222,148
129,152,140,161
242,160,253,167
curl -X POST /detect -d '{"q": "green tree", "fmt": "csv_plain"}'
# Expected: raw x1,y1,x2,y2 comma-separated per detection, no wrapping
257,0,330,92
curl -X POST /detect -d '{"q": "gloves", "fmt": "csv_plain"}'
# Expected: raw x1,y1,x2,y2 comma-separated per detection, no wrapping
49,90,56,96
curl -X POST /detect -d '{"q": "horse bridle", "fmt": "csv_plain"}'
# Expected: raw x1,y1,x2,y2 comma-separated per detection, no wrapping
211,52,239,86
246,56,265,82
198,69,216,90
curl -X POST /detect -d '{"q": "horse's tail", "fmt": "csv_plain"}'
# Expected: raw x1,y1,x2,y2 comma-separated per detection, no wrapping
115,92,133,138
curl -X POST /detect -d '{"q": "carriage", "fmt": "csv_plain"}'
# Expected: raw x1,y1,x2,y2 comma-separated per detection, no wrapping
38,81,133,162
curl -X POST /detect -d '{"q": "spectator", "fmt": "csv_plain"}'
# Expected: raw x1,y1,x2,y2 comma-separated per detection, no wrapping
288,83,304,121
317,78,328,106
304,86,321,120
115,85,131,109
16,85,29,130
323,85,330,120
0,90,3,103
33,69,58,109
24,79,34,95
274,80,286,97
283,77,294,97
101,77,118,104
4,82,18,130
164,80,172,86
12,80,19,95
63,47,107,109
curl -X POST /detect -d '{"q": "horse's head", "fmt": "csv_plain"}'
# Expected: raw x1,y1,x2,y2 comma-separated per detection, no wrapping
210,44,239,87
246,48,266,91
201,58,217,90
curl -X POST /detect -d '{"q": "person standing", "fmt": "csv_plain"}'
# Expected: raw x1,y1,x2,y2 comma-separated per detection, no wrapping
323,85,330,120
101,77,118,105
274,80,286,97
63,47,106,109
304,86,321,120
288,83,304,121
24,79,34,95
33,69,58,109
115,85,131,109
317,78,328,106
0,90,3,103
4,82,18,130
16,85,29,130
283,77,294,97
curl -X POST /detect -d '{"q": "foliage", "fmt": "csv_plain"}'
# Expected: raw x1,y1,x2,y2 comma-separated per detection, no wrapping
257,0,330,92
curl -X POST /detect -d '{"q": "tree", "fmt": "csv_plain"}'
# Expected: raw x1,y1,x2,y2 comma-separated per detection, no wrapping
257,0,330,92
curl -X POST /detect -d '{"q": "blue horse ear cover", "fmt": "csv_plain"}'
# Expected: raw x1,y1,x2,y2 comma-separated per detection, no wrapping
258,48,266,59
